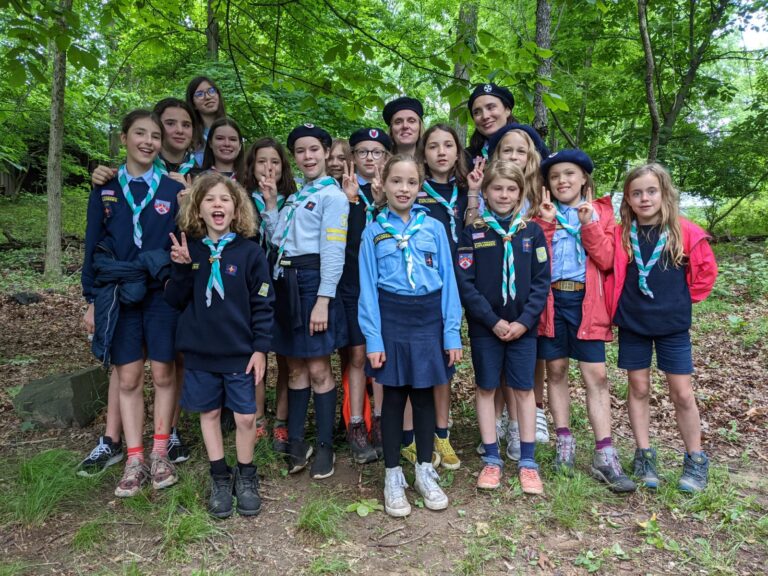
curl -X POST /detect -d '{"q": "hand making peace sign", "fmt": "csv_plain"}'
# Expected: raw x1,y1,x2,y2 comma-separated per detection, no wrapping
169,232,192,264
577,186,594,225
341,161,359,202
539,187,556,223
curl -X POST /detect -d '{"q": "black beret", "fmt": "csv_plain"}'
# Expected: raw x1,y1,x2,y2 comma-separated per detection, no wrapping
487,123,550,159
540,149,594,179
349,127,393,151
382,96,424,126
467,83,515,112
287,123,332,152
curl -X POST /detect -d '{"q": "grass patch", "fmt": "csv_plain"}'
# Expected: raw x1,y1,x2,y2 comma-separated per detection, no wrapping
539,471,607,530
297,495,345,540
72,518,104,552
0,188,89,245
308,556,350,574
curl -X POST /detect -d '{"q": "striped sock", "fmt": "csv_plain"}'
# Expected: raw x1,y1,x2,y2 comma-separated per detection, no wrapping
127,446,144,463
152,434,170,457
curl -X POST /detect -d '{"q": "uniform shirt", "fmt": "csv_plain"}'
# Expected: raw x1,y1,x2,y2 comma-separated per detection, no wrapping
262,176,349,298
339,178,377,294
82,171,183,302
551,203,592,283
614,225,691,336
358,205,462,353
416,178,469,254
164,235,275,372
457,217,550,340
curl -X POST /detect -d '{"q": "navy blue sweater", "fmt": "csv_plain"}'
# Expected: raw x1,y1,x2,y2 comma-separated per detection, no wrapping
456,219,550,340
339,182,376,296
164,235,275,372
416,179,469,254
82,175,183,302
614,224,691,336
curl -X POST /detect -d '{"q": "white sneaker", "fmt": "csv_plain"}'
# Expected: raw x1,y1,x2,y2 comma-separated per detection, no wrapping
384,466,411,517
506,420,521,461
414,462,448,510
535,408,550,443
477,418,507,455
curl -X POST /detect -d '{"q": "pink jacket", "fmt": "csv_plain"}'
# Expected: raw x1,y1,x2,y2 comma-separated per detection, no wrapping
535,196,616,342
607,217,718,320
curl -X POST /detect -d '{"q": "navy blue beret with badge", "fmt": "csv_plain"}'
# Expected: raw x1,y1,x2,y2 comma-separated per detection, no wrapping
540,149,594,179
382,96,424,126
487,123,550,159
349,127,393,152
467,83,515,112
287,123,332,152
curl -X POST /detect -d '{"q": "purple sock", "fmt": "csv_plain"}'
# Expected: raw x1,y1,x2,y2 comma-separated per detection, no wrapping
556,427,571,437
595,436,613,451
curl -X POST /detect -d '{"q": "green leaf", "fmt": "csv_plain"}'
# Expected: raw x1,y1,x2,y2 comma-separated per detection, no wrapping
68,45,99,70
356,506,370,517
7,60,27,87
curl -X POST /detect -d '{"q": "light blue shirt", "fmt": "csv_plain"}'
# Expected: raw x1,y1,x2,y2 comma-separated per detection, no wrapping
551,202,595,282
128,166,155,186
358,205,462,353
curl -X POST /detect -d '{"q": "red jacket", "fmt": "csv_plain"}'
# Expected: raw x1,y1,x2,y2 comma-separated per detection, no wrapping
607,217,717,320
534,196,616,342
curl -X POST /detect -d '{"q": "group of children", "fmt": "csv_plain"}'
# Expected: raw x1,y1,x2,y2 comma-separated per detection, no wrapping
79,77,717,519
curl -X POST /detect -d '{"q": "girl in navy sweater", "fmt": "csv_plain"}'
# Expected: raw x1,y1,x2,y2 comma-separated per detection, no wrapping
201,117,245,181
165,173,274,518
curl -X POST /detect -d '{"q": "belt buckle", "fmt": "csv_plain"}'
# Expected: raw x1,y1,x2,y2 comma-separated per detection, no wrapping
561,280,575,291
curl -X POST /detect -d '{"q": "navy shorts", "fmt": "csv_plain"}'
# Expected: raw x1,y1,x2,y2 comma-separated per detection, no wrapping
338,283,366,348
181,369,256,414
111,289,178,365
617,328,693,375
537,289,605,363
471,336,536,391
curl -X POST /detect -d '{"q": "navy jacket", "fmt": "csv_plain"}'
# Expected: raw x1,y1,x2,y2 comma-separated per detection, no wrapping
339,182,377,296
165,235,275,373
416,179,469,255
456,219,550,340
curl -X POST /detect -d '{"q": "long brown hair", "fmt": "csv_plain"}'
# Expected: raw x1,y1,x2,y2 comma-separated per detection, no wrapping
242,138,297,198
620,163,684,267
418,123,469,190
178,173,257,239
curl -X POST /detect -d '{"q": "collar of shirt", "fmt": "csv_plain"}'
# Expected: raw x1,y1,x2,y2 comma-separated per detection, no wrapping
385,204,428,226
306,175,332,188
490,210,513,222
357,174,369,186
129,166,155,186
426,176,456,185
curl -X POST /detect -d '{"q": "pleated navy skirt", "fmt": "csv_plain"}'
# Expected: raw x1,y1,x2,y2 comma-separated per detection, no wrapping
365,289,454,388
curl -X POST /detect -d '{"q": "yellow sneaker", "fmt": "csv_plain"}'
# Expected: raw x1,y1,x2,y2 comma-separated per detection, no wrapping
400,441,440,469
434,434,461,470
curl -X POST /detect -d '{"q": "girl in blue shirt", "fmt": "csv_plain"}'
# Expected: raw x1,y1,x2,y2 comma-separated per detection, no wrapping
358,155,462,518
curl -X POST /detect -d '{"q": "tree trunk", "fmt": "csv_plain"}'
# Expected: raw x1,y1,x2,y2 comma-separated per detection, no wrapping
452,1,478,147
532,0,552,140
44,0,72,281
207,0,219,61
575,42,594,148
637,0,660,162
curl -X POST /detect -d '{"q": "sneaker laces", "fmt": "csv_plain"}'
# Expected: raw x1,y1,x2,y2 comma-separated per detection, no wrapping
351,423,367,447
536,411,548,432
556,435,574,461
604,448,624,477
87,438,113,460
168,431,181,449
436,436,457,458
274,426,288,441
520,467,539,482
686,456,707,482
418,463,442,494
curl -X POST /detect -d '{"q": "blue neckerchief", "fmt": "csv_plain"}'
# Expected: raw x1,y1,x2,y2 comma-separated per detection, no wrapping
202,232,236,307
117,164,162,248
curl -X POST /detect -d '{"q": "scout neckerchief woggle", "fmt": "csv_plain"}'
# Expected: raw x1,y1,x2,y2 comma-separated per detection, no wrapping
251,189,285,252
422,181,458,243
630,220,668,299
202,232,236,307
117,164,162,248
554,200,585,263
274,176,336,279
375,208,426,289
154,153,196,176
482,209,524,304
358,187,376,225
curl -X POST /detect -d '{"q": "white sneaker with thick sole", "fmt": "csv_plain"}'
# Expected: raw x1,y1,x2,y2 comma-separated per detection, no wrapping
414,462,448,510
535,408,550,443
384,466,411,517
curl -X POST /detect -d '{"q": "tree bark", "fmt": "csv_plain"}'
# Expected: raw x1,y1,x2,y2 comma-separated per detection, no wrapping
207,0,219,61
44,0,72,280
452,1,478,147
532,0,551,140
637,0,660,162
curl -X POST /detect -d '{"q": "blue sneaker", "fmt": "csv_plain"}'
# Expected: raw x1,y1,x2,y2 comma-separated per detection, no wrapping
679,452,709,492
633,448,660,489
77,436,123,477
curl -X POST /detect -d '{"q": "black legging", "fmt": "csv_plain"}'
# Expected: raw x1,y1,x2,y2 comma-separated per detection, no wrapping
381,385,435,468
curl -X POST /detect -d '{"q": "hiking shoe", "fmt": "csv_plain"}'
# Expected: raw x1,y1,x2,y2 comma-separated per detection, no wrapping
519,465,544,495
286,440,313,474
234,466,262,516
167,428,190,464
371,415,383,459
209,469,234,519
679,452,709,492
310,443,335,479
535,408,550,443
254,419,269,442
477,464,502,490
114,458,148,498
633,448,660,489
434,435,461,470
347,421,378,464
476,418,507,455
384,466,411,517
414,461,448,510
506,421,521,461
77,436,124,477
401,441,440,468
555,434,576,475
591,447,637,493
149,452,179,490
272,425,289,454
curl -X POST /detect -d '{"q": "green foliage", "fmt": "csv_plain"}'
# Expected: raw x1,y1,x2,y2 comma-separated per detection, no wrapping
297,496,345,540
308,556,350,575
345,498,383,517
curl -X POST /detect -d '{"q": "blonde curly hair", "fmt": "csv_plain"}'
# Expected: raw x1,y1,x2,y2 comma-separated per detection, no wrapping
177,173,257,239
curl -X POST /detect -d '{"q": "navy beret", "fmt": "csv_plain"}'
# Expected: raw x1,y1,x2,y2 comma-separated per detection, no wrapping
468,83,515,112
287,123,332,152
487,123,550,160
382,96,424,126
349,127,393,152
540,149,594,178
